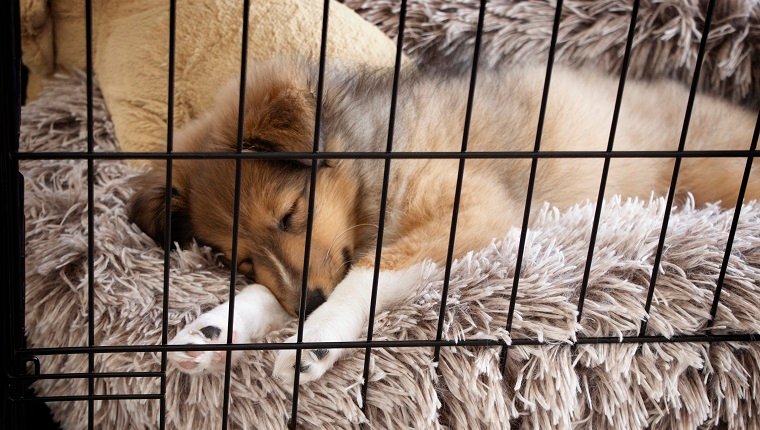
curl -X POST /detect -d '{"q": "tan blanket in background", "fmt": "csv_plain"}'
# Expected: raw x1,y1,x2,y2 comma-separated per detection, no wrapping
20,0,399,154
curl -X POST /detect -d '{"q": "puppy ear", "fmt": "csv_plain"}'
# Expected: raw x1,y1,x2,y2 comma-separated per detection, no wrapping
127,164,193,249
245,88,325,167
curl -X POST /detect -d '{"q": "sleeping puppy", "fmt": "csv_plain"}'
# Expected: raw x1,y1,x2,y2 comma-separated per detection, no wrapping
128,58,759,384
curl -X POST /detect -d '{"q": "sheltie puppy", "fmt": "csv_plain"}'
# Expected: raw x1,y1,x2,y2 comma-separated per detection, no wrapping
128,58,759,383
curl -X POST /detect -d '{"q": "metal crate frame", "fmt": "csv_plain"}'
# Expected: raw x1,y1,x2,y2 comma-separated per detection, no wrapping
2,0,760,428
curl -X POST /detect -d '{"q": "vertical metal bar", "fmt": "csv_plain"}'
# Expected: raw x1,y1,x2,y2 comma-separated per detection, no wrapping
499,0,563,374
158,1,177,429
84,0,96,427
707,109,760,329
220,1,251,429
359,0,408,412
639,0,716,336
1,0,23,426
576,0,640,321
432,0,488,363
290,1,329,427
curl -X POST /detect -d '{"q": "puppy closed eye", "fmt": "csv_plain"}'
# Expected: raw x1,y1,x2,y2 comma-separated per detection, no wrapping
279,200,300,232
279,212,293,232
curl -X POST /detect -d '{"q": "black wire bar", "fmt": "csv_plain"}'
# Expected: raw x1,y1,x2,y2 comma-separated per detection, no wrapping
359,0,408,412
706,109,760,330
12,394,163,403
639,0,716,336
219,0,251,428
158,1,177,429
576,0,640,322
432,0,488,363
11,332,760,362
290,1,330,427
2,1,27,426
499,0,564,374
17,149,760,161
13,371,164,381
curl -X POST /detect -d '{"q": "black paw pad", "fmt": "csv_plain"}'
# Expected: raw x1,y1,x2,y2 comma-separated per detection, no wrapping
292,362,310,373
200,326,221,340
312,349,329,360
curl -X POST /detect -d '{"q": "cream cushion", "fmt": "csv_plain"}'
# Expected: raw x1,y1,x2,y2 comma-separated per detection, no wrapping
21,0,399,152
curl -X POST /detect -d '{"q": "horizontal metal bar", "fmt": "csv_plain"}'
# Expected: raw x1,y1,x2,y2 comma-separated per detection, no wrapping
11,394,161,403
11,371,163,381
13,149,760,161
14,333,760,356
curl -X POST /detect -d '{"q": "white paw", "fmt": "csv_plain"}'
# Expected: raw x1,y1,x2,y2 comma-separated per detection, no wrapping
271,264,423,386
168,311,244,374
273,306,363,386
273,332,342,386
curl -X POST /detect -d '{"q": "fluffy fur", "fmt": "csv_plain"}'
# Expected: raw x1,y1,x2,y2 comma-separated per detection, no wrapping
342,0,760,108
128,59,759,381
23,73,760,429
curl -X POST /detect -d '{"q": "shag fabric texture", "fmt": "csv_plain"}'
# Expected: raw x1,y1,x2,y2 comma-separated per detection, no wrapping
341,0,760,107
23,76,760,429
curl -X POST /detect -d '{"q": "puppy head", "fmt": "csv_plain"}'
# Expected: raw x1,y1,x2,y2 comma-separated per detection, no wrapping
128,60,362,316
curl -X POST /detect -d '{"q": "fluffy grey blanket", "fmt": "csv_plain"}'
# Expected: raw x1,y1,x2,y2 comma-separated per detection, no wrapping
22,74,760,428
342,0,760,107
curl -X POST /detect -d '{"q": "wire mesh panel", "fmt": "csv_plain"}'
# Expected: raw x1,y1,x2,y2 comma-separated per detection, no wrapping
3,0,760,429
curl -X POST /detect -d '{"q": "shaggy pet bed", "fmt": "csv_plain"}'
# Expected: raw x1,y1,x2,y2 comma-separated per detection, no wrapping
22,75,760,429
341,0,760,107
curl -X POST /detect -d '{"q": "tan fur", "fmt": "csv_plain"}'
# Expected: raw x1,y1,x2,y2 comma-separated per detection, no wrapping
128,59,759,315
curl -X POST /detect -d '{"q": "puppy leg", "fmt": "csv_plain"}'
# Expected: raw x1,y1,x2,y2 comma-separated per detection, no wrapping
273,262,424,385
272,175,517,385
169,283,291,374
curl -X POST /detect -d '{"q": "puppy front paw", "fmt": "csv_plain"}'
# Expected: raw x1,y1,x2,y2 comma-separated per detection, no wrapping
273,333,341,385
271,266,406,386
168,311,243,374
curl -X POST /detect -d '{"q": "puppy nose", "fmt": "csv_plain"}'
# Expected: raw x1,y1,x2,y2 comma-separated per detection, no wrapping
304,289,326,316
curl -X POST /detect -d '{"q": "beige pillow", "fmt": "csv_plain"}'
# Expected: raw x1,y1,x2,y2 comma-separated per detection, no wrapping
22,0,399,153
20,0,54,99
